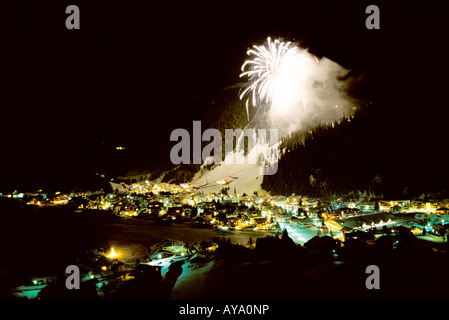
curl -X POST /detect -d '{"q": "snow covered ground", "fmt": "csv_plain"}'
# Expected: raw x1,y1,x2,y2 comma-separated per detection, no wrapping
277,220,318,244
169,259,218,299
191,140,278,196
191,162,263,196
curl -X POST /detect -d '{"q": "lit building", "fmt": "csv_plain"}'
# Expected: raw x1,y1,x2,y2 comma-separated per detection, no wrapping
148,239,188,261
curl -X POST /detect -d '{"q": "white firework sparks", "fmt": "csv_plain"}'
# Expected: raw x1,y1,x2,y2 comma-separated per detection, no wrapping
240,37,316,121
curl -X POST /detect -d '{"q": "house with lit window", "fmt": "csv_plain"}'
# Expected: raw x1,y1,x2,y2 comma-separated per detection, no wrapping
147,239,188,261
166,206,183,216
358,202,375,213
128,264,161,282
379,201,393,212
147,201,163,215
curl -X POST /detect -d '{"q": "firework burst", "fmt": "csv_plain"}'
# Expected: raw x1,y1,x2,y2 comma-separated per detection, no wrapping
239,37,316,121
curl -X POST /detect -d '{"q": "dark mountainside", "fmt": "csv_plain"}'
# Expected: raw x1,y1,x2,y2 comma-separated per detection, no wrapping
262,105,449,200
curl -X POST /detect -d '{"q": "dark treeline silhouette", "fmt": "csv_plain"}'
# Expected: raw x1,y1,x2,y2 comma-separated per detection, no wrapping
262,103,449,199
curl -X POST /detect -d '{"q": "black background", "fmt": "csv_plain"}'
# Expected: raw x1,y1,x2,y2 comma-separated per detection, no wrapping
1,0,447,192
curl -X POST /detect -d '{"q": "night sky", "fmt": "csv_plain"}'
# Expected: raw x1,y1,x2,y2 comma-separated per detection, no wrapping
2,1,447,192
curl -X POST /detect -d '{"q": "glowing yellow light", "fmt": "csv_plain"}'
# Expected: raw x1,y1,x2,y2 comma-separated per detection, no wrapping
106,247,118,259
